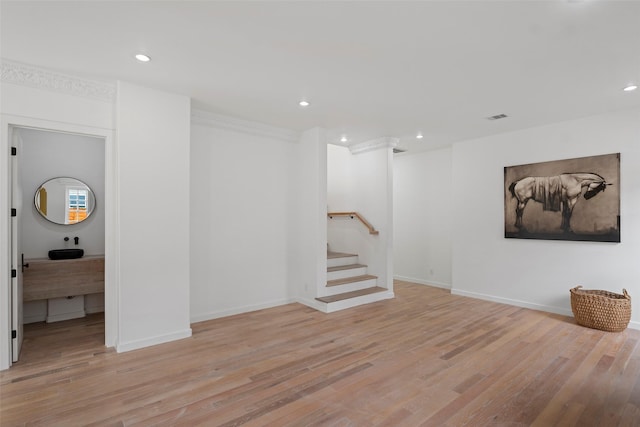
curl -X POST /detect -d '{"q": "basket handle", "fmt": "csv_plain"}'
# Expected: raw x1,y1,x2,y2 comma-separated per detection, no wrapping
572,285,583,292
623,289,630,299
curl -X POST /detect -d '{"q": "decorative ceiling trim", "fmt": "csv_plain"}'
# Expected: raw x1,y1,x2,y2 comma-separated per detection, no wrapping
349,137,399,155
191,109,300,143
0,59,116,103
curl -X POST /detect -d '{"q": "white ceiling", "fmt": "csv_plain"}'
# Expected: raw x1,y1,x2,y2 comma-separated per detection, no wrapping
2,1,639,153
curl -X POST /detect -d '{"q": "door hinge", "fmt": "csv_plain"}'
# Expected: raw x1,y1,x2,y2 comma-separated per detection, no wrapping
11,147,17,156
12,330,16,339
11,208,17,217
11,269,17,278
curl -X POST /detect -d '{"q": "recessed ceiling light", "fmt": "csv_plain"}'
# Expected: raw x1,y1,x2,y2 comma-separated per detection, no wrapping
623,84,638,92
340,135,348,143
299,100,310,107
135,54,151,62
416,133,424,139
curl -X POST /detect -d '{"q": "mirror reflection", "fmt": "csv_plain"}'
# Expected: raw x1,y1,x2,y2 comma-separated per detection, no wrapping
34,177,96,225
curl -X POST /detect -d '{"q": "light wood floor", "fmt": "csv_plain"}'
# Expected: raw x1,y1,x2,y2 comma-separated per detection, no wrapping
2,281,640,426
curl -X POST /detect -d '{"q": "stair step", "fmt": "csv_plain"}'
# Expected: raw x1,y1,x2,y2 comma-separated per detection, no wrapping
324,274,378,295
327,263,366,272
315,287,388,304
327,251,357,259
327,252,359,268
327,274,377,287
327,263,368,281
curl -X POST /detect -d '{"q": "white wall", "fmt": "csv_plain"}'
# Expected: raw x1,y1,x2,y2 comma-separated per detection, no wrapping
327,144,354,212
18,128,105,258
393,147,452,288
451,108,640,326
115,81,191,351
189,123,294,322
0,81,114,131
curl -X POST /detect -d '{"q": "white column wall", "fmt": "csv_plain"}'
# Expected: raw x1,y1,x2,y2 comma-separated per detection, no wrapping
290,128,327,308
115,82,191,351
451,108,640,327
189,123,294,322
393,148,452,288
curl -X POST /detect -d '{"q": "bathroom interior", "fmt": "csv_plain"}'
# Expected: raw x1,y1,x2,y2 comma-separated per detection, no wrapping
17,127,106,353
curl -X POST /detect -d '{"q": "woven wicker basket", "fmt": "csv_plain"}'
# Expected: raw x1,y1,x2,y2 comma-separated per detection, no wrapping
570,286,631,332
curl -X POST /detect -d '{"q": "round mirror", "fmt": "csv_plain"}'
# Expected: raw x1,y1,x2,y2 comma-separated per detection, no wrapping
34,177,96,225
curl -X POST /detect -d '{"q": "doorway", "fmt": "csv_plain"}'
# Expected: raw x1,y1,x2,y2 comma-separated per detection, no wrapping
7,125,108,365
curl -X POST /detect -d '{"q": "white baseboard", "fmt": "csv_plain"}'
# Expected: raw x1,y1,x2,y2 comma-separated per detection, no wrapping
451,288,574,317
190,298,295,324
394,275,452,290
117,328,192,353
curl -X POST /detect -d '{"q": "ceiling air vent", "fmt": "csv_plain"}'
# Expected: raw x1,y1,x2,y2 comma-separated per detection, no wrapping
487,113,508,121
393,148,407,154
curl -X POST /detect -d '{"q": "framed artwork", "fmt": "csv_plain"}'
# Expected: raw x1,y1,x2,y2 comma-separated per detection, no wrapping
504,153,620,242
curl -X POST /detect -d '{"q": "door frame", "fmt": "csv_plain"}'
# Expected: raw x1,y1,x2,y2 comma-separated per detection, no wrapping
10,126,23,362
0,115,117,369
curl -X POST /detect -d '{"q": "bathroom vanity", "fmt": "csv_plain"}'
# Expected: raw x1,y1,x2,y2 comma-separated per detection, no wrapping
23,256,104,322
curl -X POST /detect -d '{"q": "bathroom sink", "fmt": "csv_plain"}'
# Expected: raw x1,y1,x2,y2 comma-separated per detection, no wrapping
48,248,84,260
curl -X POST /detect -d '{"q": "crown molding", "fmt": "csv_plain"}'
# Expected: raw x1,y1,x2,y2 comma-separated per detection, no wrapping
349,137,399,155
0,59,116,103
191,109,299,143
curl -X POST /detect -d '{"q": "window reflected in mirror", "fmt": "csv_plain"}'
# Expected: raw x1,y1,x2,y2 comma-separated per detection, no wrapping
34,177,96,225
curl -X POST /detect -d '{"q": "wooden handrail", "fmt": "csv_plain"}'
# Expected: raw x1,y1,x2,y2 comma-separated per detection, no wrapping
327,212,379,235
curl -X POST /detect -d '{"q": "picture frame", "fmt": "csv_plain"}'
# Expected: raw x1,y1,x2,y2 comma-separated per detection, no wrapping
504,153,620,242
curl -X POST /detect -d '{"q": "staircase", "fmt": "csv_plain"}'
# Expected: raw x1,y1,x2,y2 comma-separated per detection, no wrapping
315,251,392,312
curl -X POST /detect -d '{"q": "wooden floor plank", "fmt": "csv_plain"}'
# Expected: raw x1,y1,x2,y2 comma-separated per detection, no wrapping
2,280,640,426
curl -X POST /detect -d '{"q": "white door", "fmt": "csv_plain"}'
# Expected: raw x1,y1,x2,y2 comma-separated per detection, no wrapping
10,131,23,362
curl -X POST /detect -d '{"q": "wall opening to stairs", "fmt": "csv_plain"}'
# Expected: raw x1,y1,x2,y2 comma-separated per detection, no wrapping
321,143,395,312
